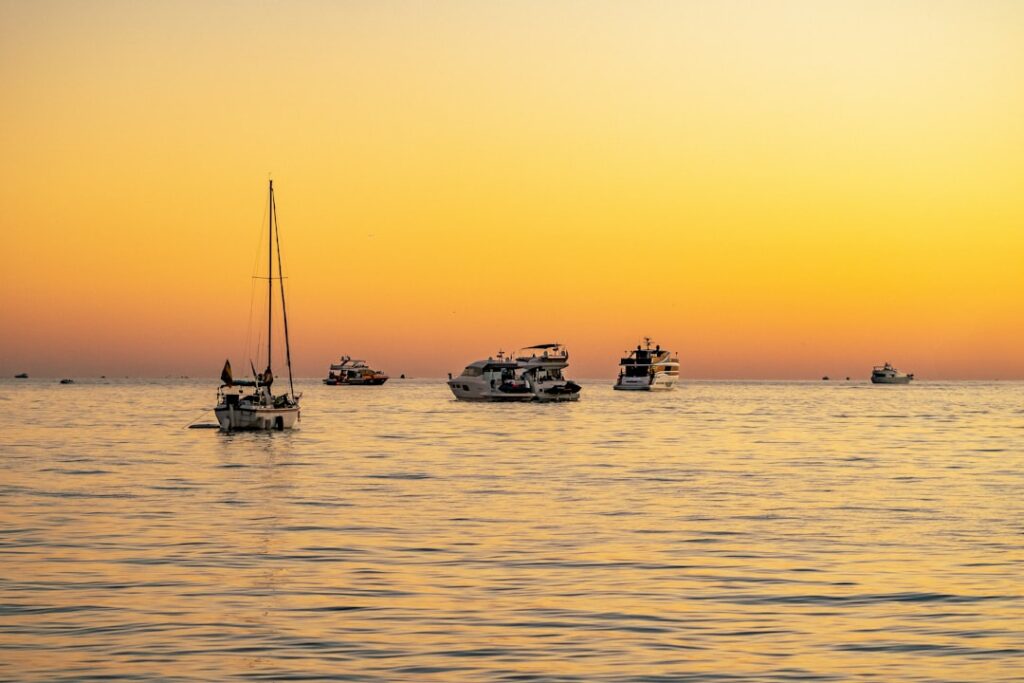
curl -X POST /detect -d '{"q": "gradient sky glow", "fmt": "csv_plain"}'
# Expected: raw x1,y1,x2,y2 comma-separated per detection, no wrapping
2,0,1022,378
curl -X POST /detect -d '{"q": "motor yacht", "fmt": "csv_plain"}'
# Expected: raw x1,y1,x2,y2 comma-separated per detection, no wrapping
324,356,388,385
515,343,581,402
871,362,913,384
614,338,679,391
447,350,533,402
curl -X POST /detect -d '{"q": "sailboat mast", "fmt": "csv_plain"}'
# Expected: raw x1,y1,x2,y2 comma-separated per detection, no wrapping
267,180,273,374
272,188,296,398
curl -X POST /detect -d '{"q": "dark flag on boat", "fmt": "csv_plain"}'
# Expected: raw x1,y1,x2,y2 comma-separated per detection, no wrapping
262,366,273,387
221,359,233,387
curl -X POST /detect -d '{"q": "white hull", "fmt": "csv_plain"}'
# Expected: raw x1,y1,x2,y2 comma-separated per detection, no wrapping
871,376,912,384
614,374,677,391
214,404,300,430
532,392,580,402
448,377,580,402
447,378,533,402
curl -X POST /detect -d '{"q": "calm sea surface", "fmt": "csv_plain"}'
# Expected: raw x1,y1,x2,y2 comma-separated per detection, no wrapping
1,379,1022,681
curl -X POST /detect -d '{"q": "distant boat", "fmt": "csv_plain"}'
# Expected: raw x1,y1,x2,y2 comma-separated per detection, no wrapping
213,181,301,431
871,362,913,384
59,378,74,384
323,356,388,385
614,338,679,391
14,373,28,379
822,376,830,381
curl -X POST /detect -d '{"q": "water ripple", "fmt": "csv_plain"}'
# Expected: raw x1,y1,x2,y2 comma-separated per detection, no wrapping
0,378,1021,681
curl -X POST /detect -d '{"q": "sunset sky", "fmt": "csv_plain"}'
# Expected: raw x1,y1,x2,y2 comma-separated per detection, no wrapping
2,0,1022,379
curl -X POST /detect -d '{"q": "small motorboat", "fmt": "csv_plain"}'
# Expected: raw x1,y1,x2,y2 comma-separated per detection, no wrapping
323,356,388,385
14,373,28,379
59,378,74,384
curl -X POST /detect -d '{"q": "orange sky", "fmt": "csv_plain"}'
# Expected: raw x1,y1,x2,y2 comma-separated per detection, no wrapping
2,1,1022,379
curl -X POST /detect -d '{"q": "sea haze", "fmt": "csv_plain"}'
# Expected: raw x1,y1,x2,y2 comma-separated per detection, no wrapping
0,379,1022,681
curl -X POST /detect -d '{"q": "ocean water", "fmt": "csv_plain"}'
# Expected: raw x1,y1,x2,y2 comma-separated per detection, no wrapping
0,378,1021,682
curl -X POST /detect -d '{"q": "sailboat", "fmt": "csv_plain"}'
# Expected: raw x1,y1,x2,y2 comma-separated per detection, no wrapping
214,180,301,431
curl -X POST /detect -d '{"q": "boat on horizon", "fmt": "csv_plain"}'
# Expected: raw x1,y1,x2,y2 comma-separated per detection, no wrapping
323,356,388,385
614,338,679,391
214,180,301,431
14,373,28,379
871,362,913,384
59,378,74,384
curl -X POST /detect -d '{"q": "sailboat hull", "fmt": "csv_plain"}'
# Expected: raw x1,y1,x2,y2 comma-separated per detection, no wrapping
214,405,300,431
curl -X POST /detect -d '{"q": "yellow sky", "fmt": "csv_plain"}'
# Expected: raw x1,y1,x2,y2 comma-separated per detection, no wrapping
2,0,1022,378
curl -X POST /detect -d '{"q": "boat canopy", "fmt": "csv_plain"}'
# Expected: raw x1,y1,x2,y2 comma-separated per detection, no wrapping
517,343,568,361
330,361,367,371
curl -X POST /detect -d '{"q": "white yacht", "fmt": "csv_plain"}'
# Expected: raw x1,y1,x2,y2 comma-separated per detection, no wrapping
614,338,679,391
515,343,581,402
871,362,913,384
447,351,533,402
214,181,301,431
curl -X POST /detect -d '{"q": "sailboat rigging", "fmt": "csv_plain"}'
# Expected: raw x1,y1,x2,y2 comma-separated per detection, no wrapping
214,180,301,431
